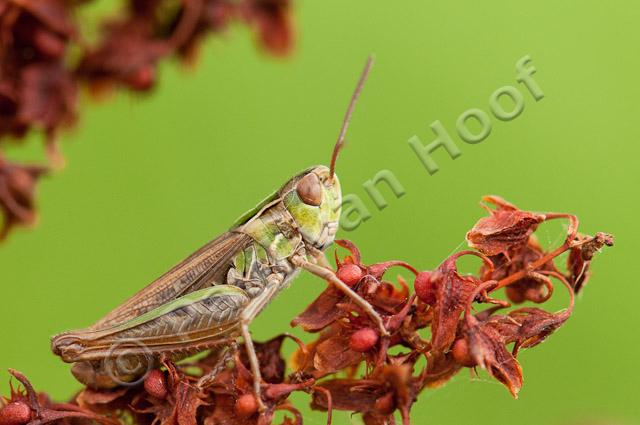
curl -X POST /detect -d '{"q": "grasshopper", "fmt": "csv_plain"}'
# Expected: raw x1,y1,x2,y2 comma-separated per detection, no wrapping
51,57,385,407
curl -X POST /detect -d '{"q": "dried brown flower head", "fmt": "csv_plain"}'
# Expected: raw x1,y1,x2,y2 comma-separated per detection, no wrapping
0,0,295,239
0,196,613,424
0,155,46,239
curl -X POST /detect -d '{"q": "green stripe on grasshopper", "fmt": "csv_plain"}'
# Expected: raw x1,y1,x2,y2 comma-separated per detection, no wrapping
112,284,249,332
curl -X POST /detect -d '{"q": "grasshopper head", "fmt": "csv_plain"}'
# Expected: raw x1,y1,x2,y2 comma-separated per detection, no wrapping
281,56,374,250
283,165,341,250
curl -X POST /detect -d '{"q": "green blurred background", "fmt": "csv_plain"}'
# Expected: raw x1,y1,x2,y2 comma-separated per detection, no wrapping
1,0,638,424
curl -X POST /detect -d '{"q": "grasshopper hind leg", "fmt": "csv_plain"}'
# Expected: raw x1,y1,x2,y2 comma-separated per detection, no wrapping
53,285,251,389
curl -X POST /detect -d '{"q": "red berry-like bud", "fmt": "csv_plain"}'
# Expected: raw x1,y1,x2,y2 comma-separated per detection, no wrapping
126,66,156,91
32,29,65,58
349,328,379,352
144,369,168,399
374,392,395,415
452,338,476,367
336,264,363,286
235,393,259,418
414,271,437,305
0,401,31,425
505,286,525,304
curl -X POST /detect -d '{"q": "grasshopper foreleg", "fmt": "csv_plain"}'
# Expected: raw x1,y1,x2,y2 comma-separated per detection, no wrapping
291,255,389,336
306,245,332,269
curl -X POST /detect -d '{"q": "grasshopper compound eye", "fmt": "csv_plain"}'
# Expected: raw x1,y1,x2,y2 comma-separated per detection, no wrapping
296,172,323,206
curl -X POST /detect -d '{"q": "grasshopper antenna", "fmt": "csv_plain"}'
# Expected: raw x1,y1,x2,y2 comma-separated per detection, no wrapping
329,55,375,179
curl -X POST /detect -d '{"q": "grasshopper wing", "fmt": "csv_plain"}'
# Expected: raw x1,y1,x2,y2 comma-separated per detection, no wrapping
52,285,250,362
91,231,252,329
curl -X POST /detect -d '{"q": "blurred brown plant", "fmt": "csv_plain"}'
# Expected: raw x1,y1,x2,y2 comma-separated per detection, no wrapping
0,0,294,239
0,196,613,424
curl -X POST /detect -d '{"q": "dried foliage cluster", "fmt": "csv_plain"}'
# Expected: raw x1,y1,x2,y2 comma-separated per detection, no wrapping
0,196,612,424
0,0,293,239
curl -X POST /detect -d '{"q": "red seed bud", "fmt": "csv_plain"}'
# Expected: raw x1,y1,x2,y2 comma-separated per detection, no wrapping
235,393,258,418
349,328,379,352
374,392,395,415
505,286,525,304
0,401,31,425
32,29,65,58
336,264,363,286
144,369,168,399
126,66,156,91
414,271,436,305
452,338,476,367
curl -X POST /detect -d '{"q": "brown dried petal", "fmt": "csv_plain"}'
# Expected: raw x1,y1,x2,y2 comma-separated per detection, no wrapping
464,320,523,397
430,254,481,353
16,0,75,36
311,379,383,413
483,236,546,281
363,412,394,425
252,335,286,384
206,393,258,425
291,285,345,331
335,239,362,264
422,352,462,389
380,365,415,424
368,280,410,314
241,0,293,56
481,238,555,304
172,378,207,425
314,335,362,373
466,195,544,256
75,387,128,408
0,157,46,239
367,261,417,281
506,307,571,352
6,370,119,425
18,63,77,131
567,232,614,293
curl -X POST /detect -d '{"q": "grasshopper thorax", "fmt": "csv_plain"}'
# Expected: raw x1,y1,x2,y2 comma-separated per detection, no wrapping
281,165,341,251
